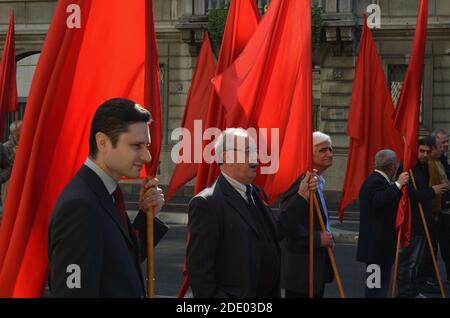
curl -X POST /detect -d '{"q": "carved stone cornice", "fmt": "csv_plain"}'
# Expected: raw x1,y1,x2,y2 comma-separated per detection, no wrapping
174,14,208,56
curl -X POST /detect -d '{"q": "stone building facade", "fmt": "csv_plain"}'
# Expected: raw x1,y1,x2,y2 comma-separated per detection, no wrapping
0,0,449,208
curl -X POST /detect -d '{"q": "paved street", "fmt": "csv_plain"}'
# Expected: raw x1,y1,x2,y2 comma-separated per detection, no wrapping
153,224,450,298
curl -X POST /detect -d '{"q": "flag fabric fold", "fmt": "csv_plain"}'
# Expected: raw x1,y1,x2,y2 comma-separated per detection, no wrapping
167,34,216,201
212,0,313,204
392,0,428,247
145,0,162,177
0,0,158,297
194,0,260,194
0,12,18,138
338,17,404,222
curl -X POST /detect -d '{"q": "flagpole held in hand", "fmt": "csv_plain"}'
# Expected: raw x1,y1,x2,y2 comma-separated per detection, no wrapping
391,229,402,298
409,169,446,298
147,206,154,298
312,195,346,298
309,190,314,298
141,175,155,298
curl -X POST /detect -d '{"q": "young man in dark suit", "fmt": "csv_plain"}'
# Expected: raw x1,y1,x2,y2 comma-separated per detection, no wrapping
186,128,317,298
357,149,409,298
48,98,167,298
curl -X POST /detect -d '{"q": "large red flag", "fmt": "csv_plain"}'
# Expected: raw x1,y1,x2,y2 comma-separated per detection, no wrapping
338,17,404,222
0,12,18,138
393,0,428,247
0,0,159,297
194,0,260,193
167,34,216,200
212,0,313,203
145,0,162,177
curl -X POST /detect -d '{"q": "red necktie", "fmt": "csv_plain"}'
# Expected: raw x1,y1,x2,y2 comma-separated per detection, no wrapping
112,185,129,232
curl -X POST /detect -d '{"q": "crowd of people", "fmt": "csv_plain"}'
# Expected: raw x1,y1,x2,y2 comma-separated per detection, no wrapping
4,98,447,298
358,130,450,298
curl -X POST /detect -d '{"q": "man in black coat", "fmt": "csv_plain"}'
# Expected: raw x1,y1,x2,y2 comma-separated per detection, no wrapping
432,129,450,283
186,128,317,298
48,98,168,298
433,129,450,178
356,149,409,298
397,137,448,298
280,131,336,298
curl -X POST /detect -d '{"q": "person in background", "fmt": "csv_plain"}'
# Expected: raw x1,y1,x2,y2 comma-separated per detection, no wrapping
2,120,22,205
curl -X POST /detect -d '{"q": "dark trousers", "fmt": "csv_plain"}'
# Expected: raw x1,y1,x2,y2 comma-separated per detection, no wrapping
364,264,392,298
439,214,450,280
285,286,325,298
397,235,426,297
417,216,440,285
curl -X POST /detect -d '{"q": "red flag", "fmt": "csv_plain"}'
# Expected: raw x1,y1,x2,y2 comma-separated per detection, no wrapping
393,0,428,247
167,34,216,200
194,0,260,193
0,0,158,297
145,0,162,177
338,17,404,222
212,0,313,203
0,12,18,137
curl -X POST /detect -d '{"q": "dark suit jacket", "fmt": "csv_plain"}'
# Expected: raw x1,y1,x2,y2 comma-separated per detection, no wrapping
280,175,334,295
440,154,450,179
186,173,305,298
0,144,11,184
356,172,402,266
48,165,168,298
408,162,435,237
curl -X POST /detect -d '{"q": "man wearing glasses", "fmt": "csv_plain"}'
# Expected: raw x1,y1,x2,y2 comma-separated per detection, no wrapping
186,128,317,298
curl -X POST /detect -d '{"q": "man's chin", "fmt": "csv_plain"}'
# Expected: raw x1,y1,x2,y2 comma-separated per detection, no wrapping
124,170,142,179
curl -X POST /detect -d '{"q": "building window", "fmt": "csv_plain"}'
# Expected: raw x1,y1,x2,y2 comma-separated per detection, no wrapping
387,63,423,123
388,64,408,106
204,0,270,13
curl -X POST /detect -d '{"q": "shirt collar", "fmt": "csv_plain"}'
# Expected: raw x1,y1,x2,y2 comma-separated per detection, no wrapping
84,157,118,195
221,172,249,202
374,169,392,184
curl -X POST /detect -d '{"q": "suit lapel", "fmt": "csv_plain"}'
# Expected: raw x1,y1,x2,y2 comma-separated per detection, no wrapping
218,174,259,236
78,165,134,247
99,195,134,247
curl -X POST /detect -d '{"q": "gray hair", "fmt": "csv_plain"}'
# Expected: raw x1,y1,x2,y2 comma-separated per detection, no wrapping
9,120,22,132
313,131,332,146
374,149,397,170
431,128,448,138
215,128,255,164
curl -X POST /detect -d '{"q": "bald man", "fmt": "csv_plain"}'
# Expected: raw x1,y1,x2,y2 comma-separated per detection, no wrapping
357,149,409,298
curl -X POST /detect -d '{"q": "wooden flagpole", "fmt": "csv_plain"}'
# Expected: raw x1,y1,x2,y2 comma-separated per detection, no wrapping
146,207,154,298
145,174,155,298
409,169,446,298
309,191,314,298
312,195,346,298
391,229,402,298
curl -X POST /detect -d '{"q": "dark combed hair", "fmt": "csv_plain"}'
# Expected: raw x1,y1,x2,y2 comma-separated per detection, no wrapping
89,98,151,158
419,136,436,149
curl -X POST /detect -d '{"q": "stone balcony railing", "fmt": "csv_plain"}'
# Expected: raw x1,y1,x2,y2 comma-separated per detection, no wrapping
176,0,324,54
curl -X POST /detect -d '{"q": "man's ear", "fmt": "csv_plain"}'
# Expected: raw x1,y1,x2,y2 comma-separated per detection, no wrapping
96,132,111,154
